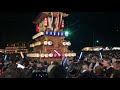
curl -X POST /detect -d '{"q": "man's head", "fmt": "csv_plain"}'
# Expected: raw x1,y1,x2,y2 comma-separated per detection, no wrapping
90,57,97,63
113,59,120,70
82,63,89,71
102,57,112,68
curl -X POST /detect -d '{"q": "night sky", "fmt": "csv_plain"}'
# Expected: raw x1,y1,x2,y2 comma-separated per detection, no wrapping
0,12,120,51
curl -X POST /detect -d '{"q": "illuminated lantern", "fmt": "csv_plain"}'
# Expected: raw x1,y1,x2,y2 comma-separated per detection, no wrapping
72,53,76,57
65,53,68,57
66,42,71,46
40,53,45,58
54,53,58,57
56,32,60,36
45,54,49,58
48,41,52,45
63,42,66,46
49,53,53,57
38,42,41,45
44,18,48,27
40,32,44,35
36,24,39,33
45,31,49,35
60,32,64,36
44,41,48,45
60,20,64,29
50,32,53,35
58,32,60,36
32,44,35,47
54,32,56,36
68,53,72,57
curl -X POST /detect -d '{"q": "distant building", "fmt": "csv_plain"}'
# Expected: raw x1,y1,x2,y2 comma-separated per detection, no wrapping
4,42,28,54
82,46,103,51
0,49,5,53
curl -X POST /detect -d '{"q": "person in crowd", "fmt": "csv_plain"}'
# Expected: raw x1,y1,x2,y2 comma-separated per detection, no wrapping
48,65,67,78
80,62,97,78
89,57,99,72
110,59,120,78
83,57,91,66
94,65,104,78
0,63,18,78
67,61,82,78
47,61,59,73
102,57,114,78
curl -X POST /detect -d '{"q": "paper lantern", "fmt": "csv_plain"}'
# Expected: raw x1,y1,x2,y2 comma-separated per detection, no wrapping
36,24,39,33
60,20,64,29
60,32,64,36
48,41,52,45
54,53,58,57
40,53,45,58
72,53,76,57
49,53,53,57
38,42,41,45
40,32,44,35
58,32,60,36
44,18,48,27
63,42,66,46
32,44,35,47
44,41,48,45
68,53,72,57
45,54,49,58
65,53,68,57
50,32,53,35
54,32,56,36
45,31,49,35
66,42,71,46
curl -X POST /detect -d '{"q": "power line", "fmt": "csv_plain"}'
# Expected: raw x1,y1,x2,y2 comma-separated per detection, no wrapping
68,19,80,27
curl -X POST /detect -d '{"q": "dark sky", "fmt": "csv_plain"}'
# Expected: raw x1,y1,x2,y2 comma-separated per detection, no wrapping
0,12,120,50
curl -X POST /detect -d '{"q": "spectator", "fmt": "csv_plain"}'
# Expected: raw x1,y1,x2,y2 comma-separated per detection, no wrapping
102,57,114,78
89,57,99,72
94,65,104,78
67,62,82,78
48,65,67,78
80,63,97,78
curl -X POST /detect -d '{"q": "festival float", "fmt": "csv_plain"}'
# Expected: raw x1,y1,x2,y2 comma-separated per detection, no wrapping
27,12,76,63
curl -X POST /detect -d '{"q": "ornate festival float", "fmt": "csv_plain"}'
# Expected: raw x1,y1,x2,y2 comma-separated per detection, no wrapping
27,12,76,63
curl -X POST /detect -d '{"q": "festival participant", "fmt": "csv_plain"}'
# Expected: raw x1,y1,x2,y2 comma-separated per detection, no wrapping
48,65,67,78
102,57,114,78
110,59,120,78
89,57,99,72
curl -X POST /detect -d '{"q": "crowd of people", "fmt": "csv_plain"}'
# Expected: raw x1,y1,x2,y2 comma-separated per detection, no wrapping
0,50,120,78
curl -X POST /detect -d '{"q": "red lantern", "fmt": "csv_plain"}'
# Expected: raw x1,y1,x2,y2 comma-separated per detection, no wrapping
44,18,48,27
54,53,58,57
36,24,39,33
60,20,64,29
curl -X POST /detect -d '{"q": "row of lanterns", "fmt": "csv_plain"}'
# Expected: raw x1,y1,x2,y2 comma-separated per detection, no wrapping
30,40,71,47
32,31,67,40
44,31,67,37
32,32,44,39
27,53,76,58
40,53,76,58
63,42,71,46
30,41,52,47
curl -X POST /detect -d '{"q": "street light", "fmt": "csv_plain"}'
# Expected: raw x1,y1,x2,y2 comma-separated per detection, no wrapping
96,40,99,43
64,31,70,37
95,40,99,46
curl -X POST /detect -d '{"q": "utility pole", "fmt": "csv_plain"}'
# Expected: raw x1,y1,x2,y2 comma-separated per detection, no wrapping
93,32,95,47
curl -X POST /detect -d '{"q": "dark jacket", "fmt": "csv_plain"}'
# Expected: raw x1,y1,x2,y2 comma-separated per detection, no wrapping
104,67,114,78
112,70,120,78
80,71,97,78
